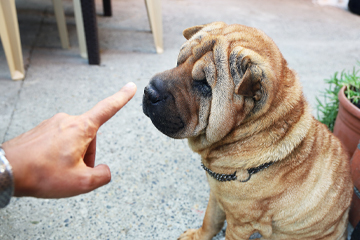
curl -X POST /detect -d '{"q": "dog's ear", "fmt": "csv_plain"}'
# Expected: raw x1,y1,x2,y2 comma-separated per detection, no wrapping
234,55,263,101
183,25,206,40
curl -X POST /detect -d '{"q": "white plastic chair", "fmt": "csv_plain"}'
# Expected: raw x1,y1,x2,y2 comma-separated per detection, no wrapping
0,0,80,80
52,0,87,58
0,0,25,80
0,0,162,80
145,0,163,54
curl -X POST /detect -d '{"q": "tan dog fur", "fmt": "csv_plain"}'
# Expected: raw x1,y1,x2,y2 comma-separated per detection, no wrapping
143,22,353,240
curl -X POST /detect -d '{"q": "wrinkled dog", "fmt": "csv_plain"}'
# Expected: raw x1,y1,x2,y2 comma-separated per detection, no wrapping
143,22,353,240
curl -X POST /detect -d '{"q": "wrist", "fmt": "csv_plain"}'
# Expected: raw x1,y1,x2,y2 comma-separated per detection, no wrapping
1,141,40,198
0,144,14,208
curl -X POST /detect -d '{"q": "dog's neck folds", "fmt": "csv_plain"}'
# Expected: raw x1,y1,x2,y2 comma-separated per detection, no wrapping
189,96,313,172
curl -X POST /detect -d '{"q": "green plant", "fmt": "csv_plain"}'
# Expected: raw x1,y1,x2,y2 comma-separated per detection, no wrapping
344,67,360,108
316,64,360,132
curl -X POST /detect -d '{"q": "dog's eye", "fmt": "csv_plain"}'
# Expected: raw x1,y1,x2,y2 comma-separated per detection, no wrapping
193,79,212,97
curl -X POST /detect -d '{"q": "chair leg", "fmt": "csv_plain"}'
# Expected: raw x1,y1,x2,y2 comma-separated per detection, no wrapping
103,0,112,17
0,0,25,80
52,0,70,49
144,0,163,54
73,0,87,58
80,0,100,65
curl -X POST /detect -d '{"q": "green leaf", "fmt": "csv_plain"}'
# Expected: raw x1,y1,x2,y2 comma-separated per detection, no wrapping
315,63,360,132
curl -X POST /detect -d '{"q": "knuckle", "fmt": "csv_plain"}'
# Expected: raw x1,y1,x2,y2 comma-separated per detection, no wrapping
79,173,97,192
77,166,111,193
79,116,97,137
53,112,69,119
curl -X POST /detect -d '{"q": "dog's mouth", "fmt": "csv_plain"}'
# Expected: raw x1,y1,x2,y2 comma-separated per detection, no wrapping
142,83,185,137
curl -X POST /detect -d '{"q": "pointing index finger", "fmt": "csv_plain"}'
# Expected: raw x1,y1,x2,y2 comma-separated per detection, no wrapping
84,82,137,128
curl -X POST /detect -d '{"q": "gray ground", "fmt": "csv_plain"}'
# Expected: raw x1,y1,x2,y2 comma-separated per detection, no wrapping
1,0,359,239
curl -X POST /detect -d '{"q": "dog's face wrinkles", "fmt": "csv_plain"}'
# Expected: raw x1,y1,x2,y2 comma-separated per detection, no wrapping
143,22,353,240
143,22,285,145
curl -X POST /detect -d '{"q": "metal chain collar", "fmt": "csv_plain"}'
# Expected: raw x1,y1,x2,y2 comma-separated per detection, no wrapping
202,162,274,182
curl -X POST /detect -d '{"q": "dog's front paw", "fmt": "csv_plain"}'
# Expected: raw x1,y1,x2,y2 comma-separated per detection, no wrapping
178,229,205,240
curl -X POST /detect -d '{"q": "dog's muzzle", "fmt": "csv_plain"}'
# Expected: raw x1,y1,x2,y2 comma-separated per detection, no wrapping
142,78,185,137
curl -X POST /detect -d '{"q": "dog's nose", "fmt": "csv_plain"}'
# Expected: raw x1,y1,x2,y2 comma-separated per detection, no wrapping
144,85,162,103
144,78,168,104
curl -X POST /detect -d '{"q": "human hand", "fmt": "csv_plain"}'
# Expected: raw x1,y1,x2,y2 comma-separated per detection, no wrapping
2,82,137,198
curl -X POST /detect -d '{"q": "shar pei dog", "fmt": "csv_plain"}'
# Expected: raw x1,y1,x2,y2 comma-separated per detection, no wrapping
142,22,353,240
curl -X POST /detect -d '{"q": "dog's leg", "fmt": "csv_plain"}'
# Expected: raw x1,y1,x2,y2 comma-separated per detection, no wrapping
178,192,226,240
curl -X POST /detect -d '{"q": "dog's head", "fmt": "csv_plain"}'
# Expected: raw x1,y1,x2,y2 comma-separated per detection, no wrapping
143,22,296,146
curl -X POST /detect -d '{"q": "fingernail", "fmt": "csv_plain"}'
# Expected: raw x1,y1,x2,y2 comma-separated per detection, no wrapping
123,82,136,90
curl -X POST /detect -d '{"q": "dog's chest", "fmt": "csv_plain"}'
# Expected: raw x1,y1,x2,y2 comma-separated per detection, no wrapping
207,173,277,208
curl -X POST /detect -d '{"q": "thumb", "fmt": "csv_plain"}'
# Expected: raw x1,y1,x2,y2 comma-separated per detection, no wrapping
80,164,111,193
